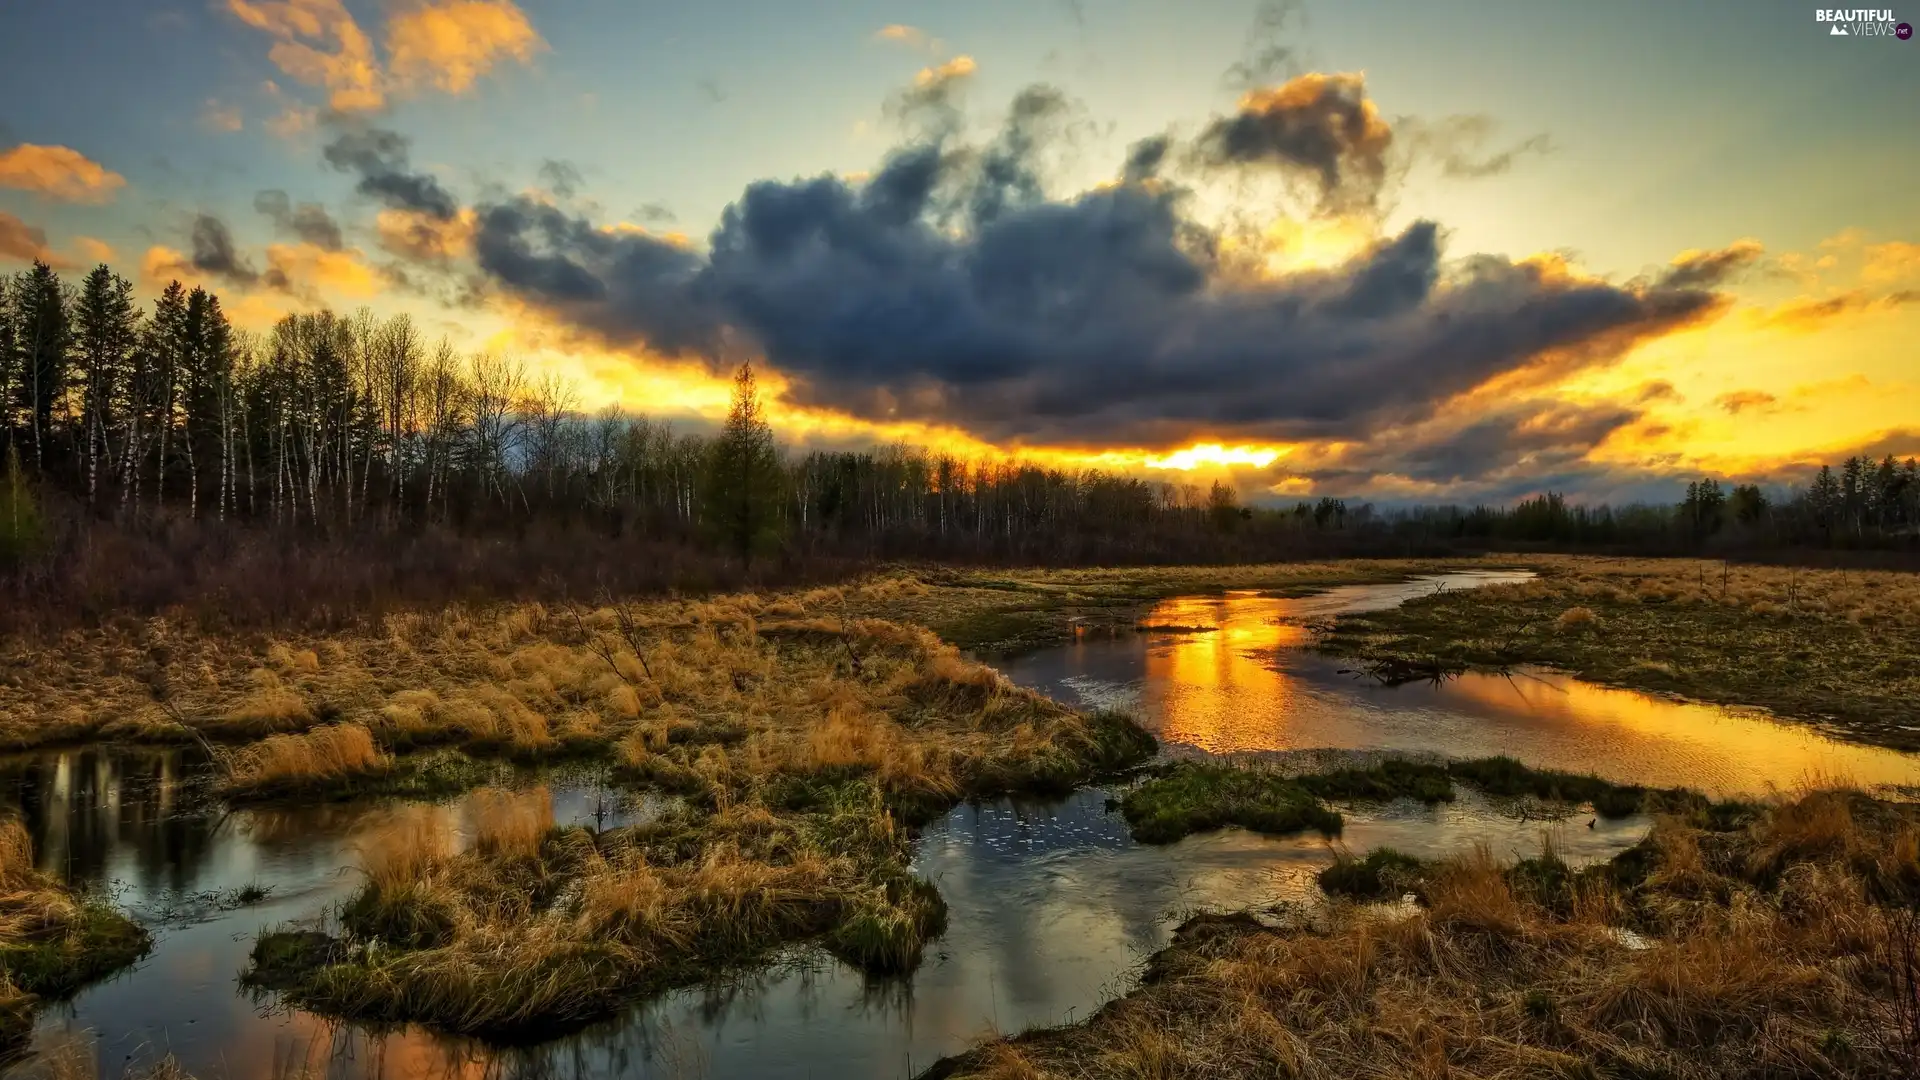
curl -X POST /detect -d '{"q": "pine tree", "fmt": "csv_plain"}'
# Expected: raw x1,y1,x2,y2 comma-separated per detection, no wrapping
701,363,784,560
11,262,71,474
73,265,139,505
1808,464,1841,539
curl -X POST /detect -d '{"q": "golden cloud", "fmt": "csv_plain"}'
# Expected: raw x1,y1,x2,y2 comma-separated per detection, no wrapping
1713,389,1779,415
386,0,544,94
376,206,477,262
266,242,383,299
914,54,977,88
227,0,385,112
0,212,66,267
75,237,115,264
1863,241,1920,285
1756,289,1920,332
0,144,127,204
874,24,933,50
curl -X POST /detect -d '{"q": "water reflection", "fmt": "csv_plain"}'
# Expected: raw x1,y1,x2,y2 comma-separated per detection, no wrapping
12,571,1919,1079
1005,574,1920,797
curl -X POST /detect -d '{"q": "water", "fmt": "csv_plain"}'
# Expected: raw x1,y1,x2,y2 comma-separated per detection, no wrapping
11,572,1919,1079
1004,571,1920,797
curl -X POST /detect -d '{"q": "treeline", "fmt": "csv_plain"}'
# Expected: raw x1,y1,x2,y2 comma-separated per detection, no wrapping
0,259,1914,627
0,262,1302,553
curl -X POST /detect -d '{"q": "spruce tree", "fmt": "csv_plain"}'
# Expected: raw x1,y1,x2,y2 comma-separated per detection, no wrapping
700,362,784,560
74,265,139,504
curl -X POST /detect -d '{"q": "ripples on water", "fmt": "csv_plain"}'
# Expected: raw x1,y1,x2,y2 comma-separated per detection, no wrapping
9,572,1919,1079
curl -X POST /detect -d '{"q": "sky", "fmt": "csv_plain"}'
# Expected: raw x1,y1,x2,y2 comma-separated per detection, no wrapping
1,0,1916,505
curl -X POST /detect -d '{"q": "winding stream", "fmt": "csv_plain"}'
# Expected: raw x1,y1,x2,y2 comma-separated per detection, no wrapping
10,571,1920,1079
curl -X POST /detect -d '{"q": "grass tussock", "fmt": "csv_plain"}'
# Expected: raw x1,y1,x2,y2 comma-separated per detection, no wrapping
1122,756,1668,845
246,777,953,1039
933,787,1920,1079
0,819,150,1056
1318,554,1920,750
220,722,389,799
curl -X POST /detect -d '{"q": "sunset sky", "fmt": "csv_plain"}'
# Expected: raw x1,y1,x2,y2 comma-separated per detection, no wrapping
1,0,1915,504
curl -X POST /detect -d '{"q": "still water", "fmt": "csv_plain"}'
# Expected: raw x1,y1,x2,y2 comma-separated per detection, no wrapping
1003,570,1920,797
10,573,1919,1079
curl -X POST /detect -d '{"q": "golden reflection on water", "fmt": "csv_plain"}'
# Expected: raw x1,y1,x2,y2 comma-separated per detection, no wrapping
1128,592,1920,797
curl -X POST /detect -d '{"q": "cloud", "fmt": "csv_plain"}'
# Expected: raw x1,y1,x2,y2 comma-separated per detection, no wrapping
376,206,475,261
1658,239,1764,289
186,214,260,285
1400,114,1552,179
323,127,460,219
225,0,385,112
1279,399,1644,494
263,241,382,299
1714,389,1779,415
75,237,115,264
1194,73,1394,214
537,159,583,199
385,0,543,94
228,0,537,114
914,54,977,89
254,189,345,250
0,212,66,267
0,144,127,203
1634,380,1681,404
1758,289,1920,332
1223,0,1308,92
201,100,245,133
465,92,1726,449
1863,240,1920,284
874,24,934,50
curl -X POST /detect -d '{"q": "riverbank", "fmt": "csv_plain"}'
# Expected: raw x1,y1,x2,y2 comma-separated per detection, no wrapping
1316,555,1920,752
927,785,1920,1079
0,820,149,1057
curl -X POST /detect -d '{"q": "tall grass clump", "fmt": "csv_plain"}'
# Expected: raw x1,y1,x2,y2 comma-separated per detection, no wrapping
221,723,388,799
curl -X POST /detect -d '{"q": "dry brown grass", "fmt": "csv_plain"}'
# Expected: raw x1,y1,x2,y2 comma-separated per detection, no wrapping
938,788,1920,1079
355,808,452,894
221,723,388,798
254,774,952,1037
0,820,150,1054
1321,554,1920,750
1555,604,1599,630
465,787,552,859
0,560,1474,757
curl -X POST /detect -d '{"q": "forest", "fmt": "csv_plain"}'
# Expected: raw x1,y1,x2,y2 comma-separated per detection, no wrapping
1,259,1916,628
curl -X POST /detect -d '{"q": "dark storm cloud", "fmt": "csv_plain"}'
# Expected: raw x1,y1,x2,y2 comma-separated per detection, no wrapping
968,86,1074,226
322,127,459,220
471,195,717,355
1120,135,1172,184
1194,72,1394,213
189,213,257,285
446,75,1732,451
1299,401,1643,488
472,153,1719,445
253,190,345,250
